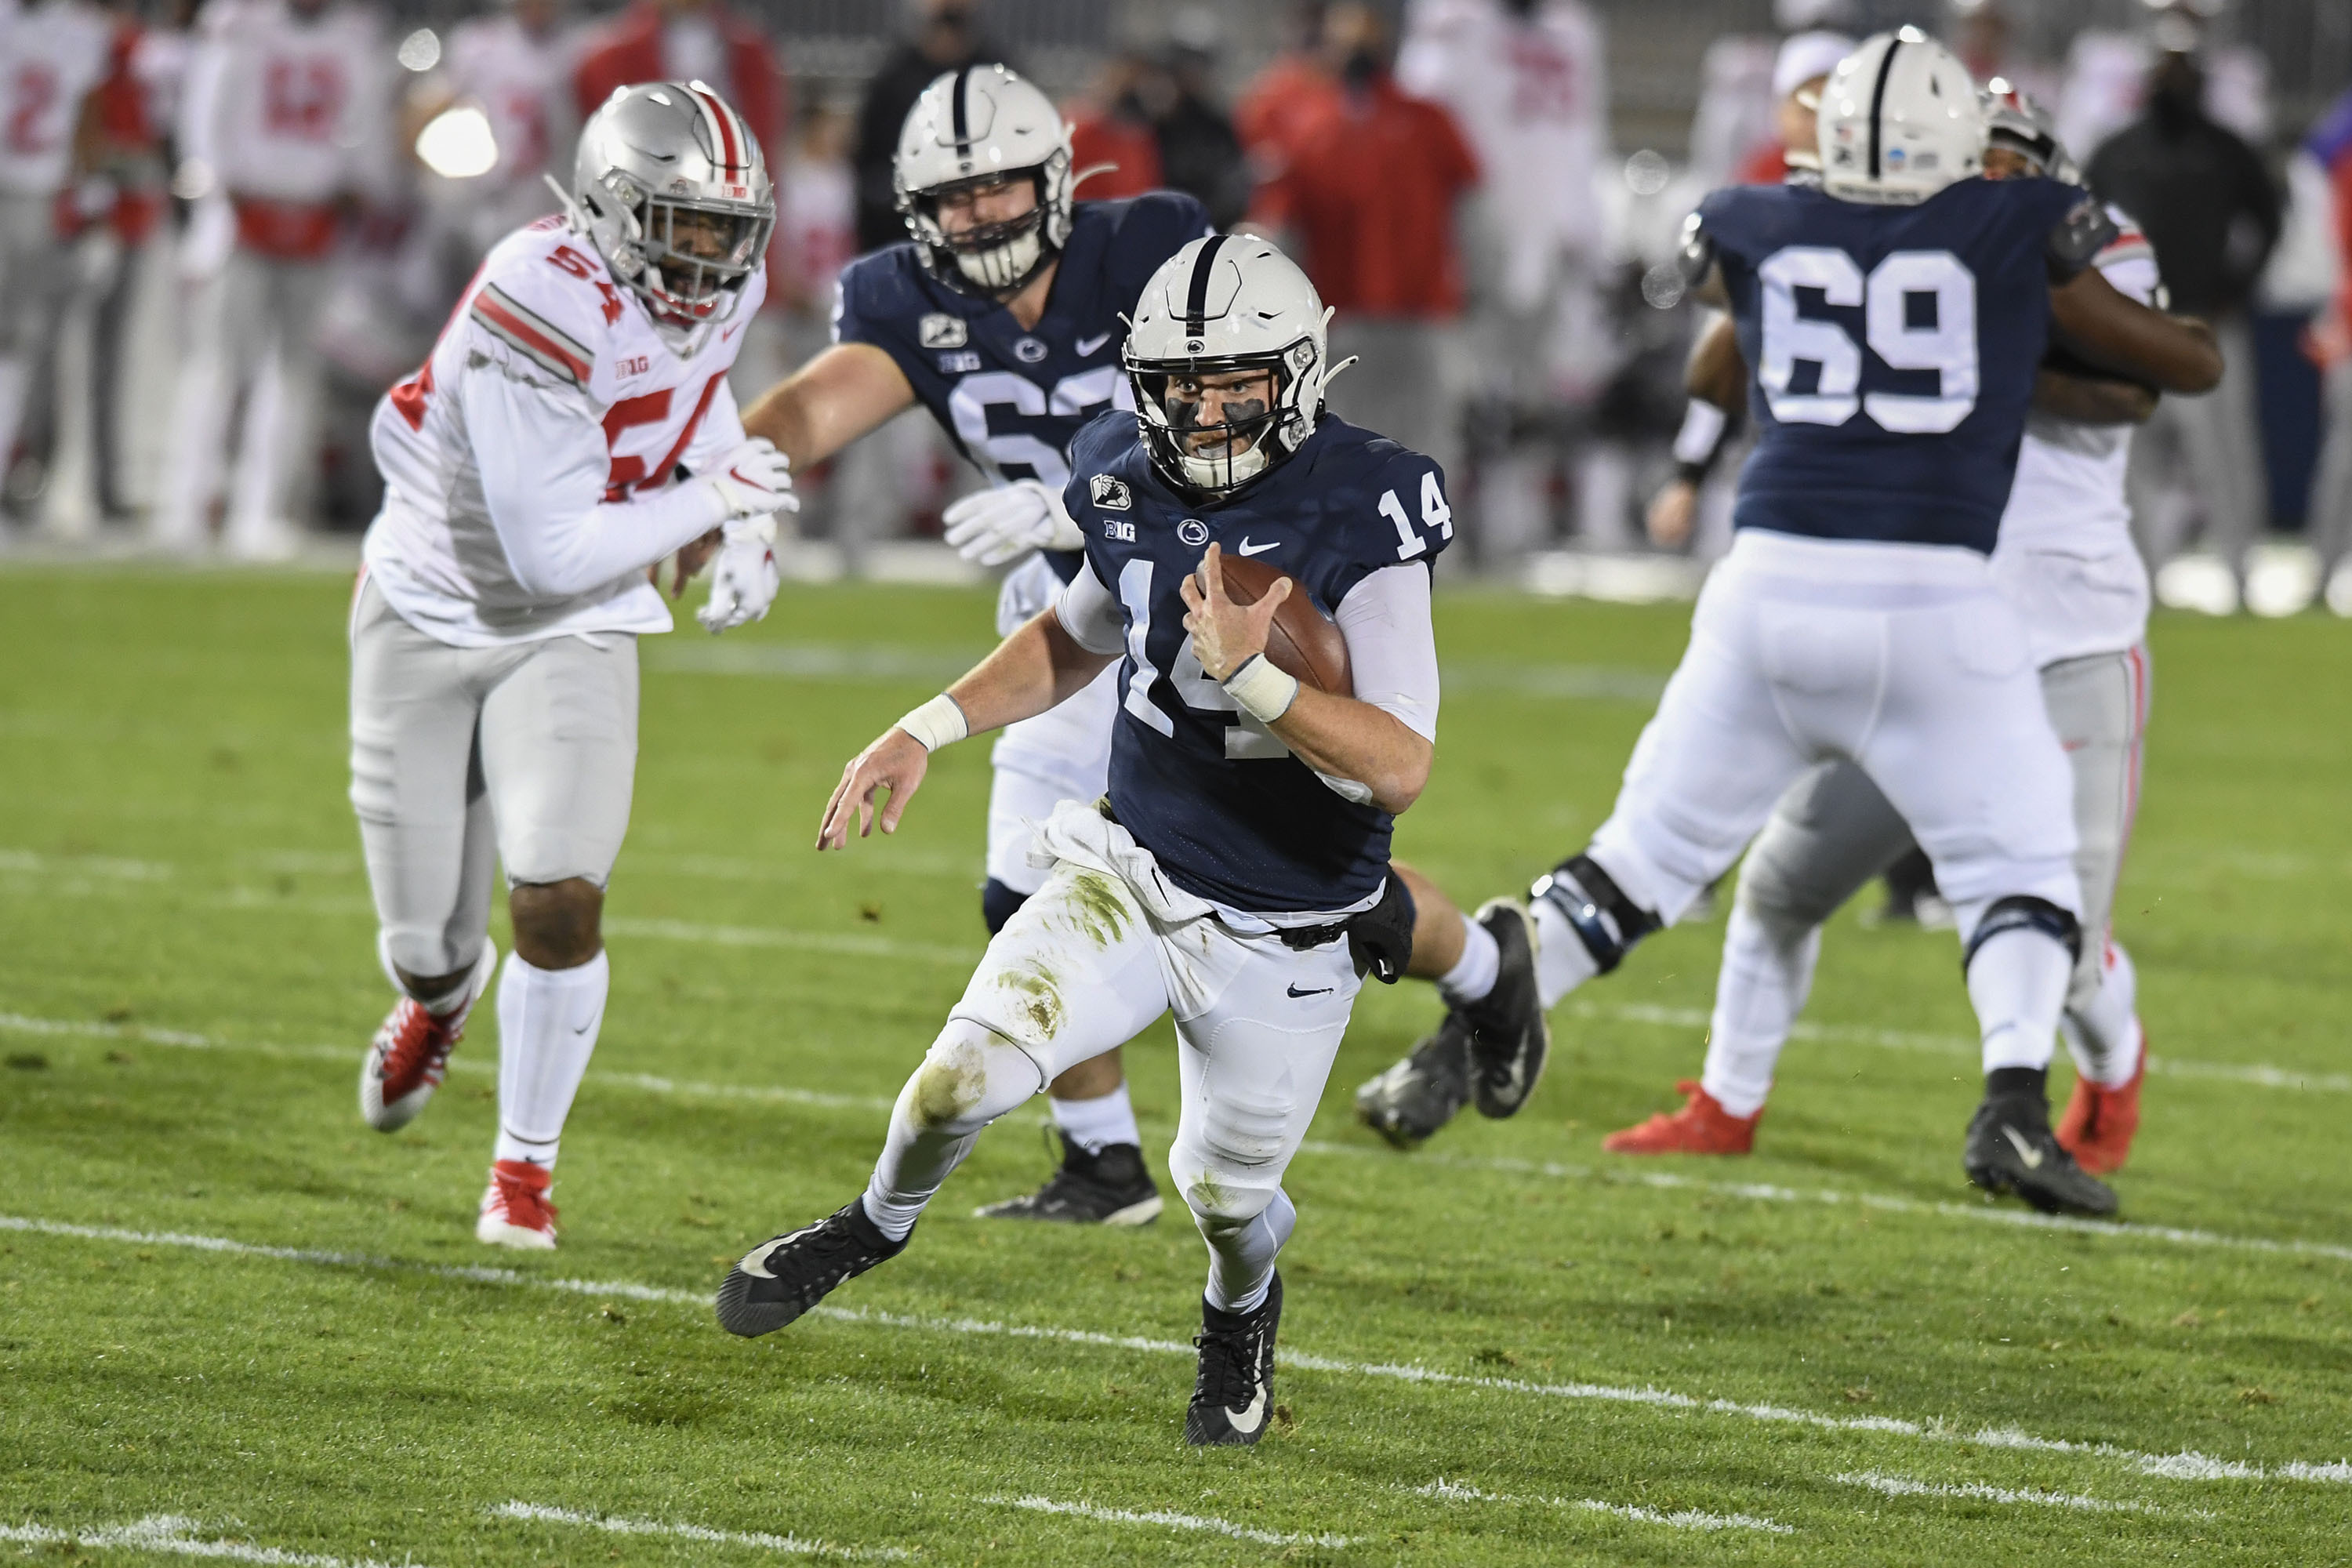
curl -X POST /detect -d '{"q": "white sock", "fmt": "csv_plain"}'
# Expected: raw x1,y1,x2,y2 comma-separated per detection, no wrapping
1698,904,1820,1119
864,1023,1044,1240
1529,898,1602,1010
2063,940,2143,1088
1203,1189,1294,1314
492,950,608,1171
1965,927,2072,1074
1050,1080,1139,1155
1436,913,1501,1008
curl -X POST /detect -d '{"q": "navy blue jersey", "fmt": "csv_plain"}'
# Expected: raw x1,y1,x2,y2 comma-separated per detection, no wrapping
1700,176,2089,554
1061,412,1454,913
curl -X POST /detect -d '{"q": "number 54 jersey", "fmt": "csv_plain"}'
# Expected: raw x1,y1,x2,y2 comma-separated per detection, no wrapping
1698,175,2100,556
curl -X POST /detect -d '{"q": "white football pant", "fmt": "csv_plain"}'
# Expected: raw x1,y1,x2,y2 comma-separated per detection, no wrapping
0,193,74,492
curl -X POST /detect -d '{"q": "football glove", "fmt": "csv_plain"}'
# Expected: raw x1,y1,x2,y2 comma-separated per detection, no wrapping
695,514,781,634
942,478,1083,567
704,438,800,522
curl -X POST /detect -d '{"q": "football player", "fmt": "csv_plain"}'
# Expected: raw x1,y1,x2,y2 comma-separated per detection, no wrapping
351,82,793,1249
718,235,1451,1446
737,65,1536,1225
1603,93,2165,1174
1352,31,2219,1216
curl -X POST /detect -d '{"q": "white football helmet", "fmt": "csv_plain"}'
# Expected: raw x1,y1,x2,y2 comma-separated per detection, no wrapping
893,64,1074,296
1984,82,2078,183
1123,235,1345,501
571,82,775,335
1817,29,1985,205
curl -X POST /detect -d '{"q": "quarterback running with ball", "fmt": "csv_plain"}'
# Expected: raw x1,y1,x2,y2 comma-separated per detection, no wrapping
350,82,793,1249
719,236,1454,1446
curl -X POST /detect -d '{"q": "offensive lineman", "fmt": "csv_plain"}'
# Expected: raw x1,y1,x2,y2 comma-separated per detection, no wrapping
1356,32,2218,1216
737,65,1541,1225
718,235,1454,1446
1602,95,2167,1172
351,83,793,1249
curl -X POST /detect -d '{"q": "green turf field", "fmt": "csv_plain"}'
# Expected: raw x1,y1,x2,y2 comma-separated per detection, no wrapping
2,565,2347,1566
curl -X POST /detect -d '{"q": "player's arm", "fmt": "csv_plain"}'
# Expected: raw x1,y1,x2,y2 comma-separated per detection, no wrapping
2032,365,2157,425
1650,313,1746,548
1181,546,1436,816
816,575,1121,849
737,342,916,470
2042,203,2222,396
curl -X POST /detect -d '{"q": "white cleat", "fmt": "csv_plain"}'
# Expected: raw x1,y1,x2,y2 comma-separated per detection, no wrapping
477,1160,558,1250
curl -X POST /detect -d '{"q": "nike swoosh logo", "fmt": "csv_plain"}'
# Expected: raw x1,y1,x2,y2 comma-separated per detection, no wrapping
1075,331,1112,356
1287,983,1331,999
1225,1388,1269,1436
737,1222,818,1279
2000,1125,2045,1169
1236,538,1279,556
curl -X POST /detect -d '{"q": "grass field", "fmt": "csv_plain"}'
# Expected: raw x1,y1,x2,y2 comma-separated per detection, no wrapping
2,564,2348,1566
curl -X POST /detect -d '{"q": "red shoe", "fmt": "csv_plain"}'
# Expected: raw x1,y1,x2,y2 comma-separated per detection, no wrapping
2056,1046,2143,1176
1602,1080,1760,1155
358,943,496,1132
477,1160,559,1250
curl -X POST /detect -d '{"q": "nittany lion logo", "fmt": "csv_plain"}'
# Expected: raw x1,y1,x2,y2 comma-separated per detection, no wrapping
1090,474,1133,511
1178,520,1210,546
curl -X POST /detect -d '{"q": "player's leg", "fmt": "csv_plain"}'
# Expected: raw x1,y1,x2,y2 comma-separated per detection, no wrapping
0,196,68,502
1605,760,1915,1155
1167,924,1359,1446
154,251,261,549
470,630,641,1247
225,257,328,558
2043,646,2151,1174
718,851,1171,1337
349,582,503,1133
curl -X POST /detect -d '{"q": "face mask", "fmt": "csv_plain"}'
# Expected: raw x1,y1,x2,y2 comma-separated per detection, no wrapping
1341,46,1381,87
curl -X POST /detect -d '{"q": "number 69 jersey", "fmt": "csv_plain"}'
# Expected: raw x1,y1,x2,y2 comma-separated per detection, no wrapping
1697,175,2101,555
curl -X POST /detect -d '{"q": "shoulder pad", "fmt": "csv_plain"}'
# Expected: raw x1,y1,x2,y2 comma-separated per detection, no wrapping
2046,193,2121,281
468,233,621,389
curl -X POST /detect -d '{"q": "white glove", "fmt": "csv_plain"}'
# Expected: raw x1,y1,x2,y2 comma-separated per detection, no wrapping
696,514,780,633
703,438,800,522
942,478,1083,567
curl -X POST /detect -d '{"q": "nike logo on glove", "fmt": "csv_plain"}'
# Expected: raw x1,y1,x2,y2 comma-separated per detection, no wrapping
1075,331,1112,356
1287,983,1331,999
2000,1125,2045,1169
1225,1389,1269,1435
1236,538,1279,556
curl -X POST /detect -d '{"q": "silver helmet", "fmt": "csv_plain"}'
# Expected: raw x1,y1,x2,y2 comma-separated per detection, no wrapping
892,64,1074,297
1984,82,2078,183
572,82,775,332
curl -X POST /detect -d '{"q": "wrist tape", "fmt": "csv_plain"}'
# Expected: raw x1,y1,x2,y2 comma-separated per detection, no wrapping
897,693,969,751
1222,654,1299,724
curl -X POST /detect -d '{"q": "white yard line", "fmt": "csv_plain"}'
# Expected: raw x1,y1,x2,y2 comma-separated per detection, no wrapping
980,1495,1352,1548
491,1502,908,1559
5,1210,2347,1488
1833,1470,2164,1514
0,1515,428,1567
1410,1478,1790,1533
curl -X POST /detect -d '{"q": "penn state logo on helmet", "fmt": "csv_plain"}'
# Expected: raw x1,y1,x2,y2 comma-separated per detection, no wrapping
892,65,1075,297
1817,29,1984,205
568,81,775,346
1123,235,1352,503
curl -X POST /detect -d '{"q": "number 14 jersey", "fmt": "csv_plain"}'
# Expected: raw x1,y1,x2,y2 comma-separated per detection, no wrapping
1699,175,2094,556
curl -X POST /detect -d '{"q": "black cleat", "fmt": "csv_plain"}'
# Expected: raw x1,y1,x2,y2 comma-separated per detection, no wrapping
973,1128,1163,1225
1353,1021,1471,1149
1463,898,1550,1119
715,1200,909,1338
1964,1094,2118,1217
1185,1272,1283,1446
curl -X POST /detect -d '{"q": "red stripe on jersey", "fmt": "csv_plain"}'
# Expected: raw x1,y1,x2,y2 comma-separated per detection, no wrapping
691,84,742,171
474,291,591,384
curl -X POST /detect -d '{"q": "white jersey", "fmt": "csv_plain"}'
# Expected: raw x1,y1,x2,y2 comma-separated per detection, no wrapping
1991,207,2161,669
441,13,575,193
0,0,112,198
364,216,765,648
180,0,391,206
1397,0,1607,307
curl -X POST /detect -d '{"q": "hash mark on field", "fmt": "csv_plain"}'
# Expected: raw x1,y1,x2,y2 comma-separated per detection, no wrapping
492,1502,909,1559
1411,1477,1791,1534
982,1494,1353,1548
1834,1470,2172,1514
0,1515,426,1566
9,1211,2349,1488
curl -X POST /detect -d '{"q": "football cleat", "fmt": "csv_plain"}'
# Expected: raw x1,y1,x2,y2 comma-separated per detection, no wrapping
477,1159,558,1250
1185,1272,1283,1446
2056,1047,2144,1176
359,942,498,1132
1464,898,1551,1119
974,1129,1163,1225
1353,1022,1471,1149
715,1200,909,1338
1963,1092,2117,1216
1602,1080,1760,1155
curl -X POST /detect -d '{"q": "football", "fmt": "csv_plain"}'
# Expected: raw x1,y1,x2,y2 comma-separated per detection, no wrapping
1207,550,1353,696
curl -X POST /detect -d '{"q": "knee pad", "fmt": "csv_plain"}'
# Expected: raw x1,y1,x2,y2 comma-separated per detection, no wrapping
1962,895,2082,975
981,877,1030,937
1530,853,1661,975
1167,1146,1279,1233
906,1021,1043,1138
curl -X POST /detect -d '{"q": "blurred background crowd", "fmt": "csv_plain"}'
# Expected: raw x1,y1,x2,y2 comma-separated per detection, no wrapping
2,0,2348,612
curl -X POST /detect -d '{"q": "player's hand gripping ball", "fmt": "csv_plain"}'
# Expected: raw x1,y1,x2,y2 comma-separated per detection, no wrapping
1181,543,1352,695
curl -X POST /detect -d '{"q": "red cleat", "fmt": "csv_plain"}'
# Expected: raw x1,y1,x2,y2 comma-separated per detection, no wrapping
2056,1046,2143,1176
1602,1080,1760,1155
358,943,496,1132
477,1160,559,1250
